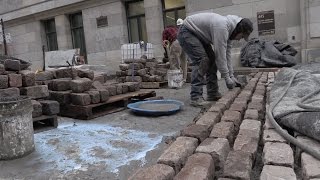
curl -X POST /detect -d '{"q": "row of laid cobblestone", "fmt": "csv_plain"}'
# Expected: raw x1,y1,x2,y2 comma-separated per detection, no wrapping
260,71,298,180
221,72,265,180
129,72,276,180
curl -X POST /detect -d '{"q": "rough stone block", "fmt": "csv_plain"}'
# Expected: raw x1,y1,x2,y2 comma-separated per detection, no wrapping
244,109,259,120
92,81,105,90
39,100,60,115
105,85,117,96
234,97,250,104
248,102,264,116
208,103,227,114
115,84,123,95
229,102,247,115
48,78,71,91
137,69,147,76
0,87,20,98
128,63,144,70
260,165,296,180
35,71,54,81
8,74,22,87
55,68,77,79
210,121,235,145
116,70,124,77
99,89,109,102
217,97,234,109
223,151,252,180
238,90,252,99
263,142,294,167
145,62,157,68
174,153,214,180
70,78,92,93
31,100,42,118
225,87,241,99
129,164,175,180
263,129,286,144
157,136,199,173
181,124,210,142
70,93,91,105
0,75,8,89
221,110,242,130
20,85,49,99
301,153,320,179
20,70,36,87
125,82,136,92
119,63,129,71
93,73,105,84
49,90,71,105
251,95,264,104
134,82,140,91
0,64,4,74
4,59,22,71
121,83,129,94
140,82,160,89
126,76,142,82
86,90,100,104
76,69,94,79
196,138,230,175
196,112,221,129
234,120,261,157
155,75,163,82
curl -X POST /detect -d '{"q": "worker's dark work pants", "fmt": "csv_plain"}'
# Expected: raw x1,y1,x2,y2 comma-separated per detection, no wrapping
177,25,219,100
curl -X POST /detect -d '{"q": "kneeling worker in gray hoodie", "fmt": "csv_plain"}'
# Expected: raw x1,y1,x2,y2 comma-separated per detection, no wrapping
177,12,253,107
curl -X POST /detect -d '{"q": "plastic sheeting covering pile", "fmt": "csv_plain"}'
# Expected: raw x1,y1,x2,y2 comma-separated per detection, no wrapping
268,63,320,160
241,38,297,68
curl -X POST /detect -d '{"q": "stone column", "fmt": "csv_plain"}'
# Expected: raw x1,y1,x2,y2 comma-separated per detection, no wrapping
55,15,73,50
144,0,164,61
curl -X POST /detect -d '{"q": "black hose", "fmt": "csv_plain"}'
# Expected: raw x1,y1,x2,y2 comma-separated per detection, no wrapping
267,70,320,160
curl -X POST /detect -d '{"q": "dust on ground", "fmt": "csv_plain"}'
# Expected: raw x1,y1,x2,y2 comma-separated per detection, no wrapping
0,81,227,180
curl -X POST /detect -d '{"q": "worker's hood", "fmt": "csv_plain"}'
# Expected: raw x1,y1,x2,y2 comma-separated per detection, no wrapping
225,15,242,37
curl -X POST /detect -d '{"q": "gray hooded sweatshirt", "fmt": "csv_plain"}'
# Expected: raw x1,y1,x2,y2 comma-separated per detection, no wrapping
183,12,242,78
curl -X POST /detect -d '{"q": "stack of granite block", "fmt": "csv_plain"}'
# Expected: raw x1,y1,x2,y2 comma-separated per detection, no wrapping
116,56,169,88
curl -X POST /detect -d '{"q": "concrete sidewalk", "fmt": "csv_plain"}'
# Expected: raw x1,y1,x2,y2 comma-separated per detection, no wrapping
0,81,227,180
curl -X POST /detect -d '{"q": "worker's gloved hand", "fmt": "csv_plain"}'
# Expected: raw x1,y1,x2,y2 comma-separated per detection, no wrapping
231,76,244,88
224,76,235,89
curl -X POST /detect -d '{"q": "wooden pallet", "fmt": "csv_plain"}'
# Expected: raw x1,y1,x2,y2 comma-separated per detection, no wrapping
140,81,168,89
59,90,156,120
33,115,58,133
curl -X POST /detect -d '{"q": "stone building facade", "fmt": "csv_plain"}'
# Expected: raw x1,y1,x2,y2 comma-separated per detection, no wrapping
0,0,319,73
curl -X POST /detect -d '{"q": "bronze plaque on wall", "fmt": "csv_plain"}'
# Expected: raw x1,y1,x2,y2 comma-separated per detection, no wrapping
257,10,275,36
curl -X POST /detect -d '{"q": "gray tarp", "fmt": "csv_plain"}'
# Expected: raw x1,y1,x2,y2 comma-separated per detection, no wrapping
270,63,320,141
241,38,298,68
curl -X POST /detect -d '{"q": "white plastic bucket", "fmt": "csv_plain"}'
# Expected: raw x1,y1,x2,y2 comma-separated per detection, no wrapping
167,69,184,88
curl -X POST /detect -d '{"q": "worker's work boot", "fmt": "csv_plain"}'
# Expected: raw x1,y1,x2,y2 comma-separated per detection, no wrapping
207,92,222,101
190,98,211,108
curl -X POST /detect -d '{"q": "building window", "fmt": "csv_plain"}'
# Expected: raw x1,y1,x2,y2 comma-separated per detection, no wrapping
69,12,87,63
44,19,58,51
126,0,147,43
162,0,185,27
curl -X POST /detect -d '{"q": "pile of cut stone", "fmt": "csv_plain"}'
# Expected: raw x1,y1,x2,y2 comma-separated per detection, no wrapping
0,62,59,119
35,67,140,107
116,56,169,88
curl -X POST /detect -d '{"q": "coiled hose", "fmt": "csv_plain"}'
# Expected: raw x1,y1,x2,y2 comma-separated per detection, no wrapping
267,70,320,160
